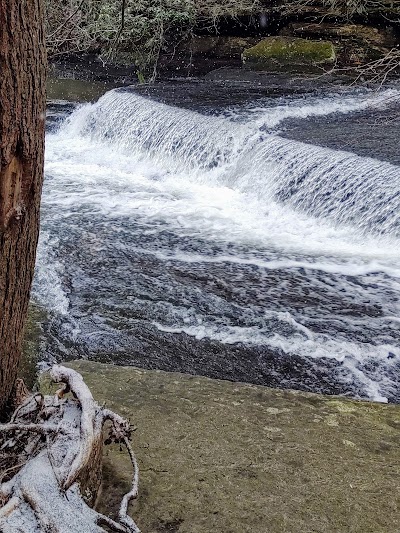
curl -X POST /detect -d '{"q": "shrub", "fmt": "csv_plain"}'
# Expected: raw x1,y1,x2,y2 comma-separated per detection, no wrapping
45,0,261,76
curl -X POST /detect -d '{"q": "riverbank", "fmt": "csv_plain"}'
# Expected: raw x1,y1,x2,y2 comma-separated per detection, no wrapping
57,360,400,533
46,1,400,79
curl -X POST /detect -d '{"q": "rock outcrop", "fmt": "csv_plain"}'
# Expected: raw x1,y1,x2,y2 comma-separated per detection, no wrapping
281,22,398,66
68,360,400,533
242,36,336,70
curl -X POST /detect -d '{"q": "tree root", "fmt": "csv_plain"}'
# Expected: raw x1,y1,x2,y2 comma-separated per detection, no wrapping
0,365,140,532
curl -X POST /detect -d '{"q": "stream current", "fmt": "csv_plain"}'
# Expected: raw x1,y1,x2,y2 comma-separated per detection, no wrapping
36,84,400,402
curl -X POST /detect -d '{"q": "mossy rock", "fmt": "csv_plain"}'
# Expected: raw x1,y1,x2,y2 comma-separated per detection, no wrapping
20,303,47,390
242,37,336,70
62,360,400,533
283,23,396,67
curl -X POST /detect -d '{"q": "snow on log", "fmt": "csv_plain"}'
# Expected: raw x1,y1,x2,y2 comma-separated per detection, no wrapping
0,365,140,532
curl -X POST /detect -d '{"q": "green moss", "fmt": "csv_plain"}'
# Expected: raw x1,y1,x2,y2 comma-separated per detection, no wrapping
242,37,336,68
62,360,400,533
20,303,47,389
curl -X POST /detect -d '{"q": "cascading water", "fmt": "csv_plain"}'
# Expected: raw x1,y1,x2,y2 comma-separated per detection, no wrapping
68,89,400,236
35,86,400,403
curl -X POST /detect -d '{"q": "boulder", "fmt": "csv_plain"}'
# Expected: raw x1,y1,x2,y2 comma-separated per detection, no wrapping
283,23,397,65
185,36,220,56
242,36,336,70
212,36,259,59
181,36,258,59
68,360,400,533
286,23,396,48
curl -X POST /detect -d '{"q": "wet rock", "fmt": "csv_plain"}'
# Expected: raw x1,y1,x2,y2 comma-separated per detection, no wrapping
67,360,400,533
184,36,220,56
282,23,397,65
242,36,336,71
163,36,260,76
188,36,259,59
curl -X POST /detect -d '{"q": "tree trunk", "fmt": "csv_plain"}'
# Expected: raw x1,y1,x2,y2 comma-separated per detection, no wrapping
0,1,46,416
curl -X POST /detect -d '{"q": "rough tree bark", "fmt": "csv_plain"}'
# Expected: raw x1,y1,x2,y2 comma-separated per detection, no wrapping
0,0,46,416
0,7,141,531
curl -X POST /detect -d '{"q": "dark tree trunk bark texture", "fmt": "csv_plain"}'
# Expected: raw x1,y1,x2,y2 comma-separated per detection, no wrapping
0,1,46,416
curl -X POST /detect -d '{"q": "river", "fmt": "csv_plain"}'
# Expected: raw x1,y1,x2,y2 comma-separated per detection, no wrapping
33,78,400,402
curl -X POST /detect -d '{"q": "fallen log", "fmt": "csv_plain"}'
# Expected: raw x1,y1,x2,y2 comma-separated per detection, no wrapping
0,365,140,533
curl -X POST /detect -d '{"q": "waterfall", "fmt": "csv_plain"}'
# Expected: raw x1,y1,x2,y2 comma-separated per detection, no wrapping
37,86,400,403
64,88,400,238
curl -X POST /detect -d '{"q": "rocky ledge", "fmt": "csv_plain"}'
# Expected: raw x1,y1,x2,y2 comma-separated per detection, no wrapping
63,360,400,533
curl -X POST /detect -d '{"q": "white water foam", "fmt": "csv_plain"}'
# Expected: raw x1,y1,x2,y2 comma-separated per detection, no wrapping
59,89,400,238
39,88,400,402
33,232,69,315
130,249,400,281
153,320,395,402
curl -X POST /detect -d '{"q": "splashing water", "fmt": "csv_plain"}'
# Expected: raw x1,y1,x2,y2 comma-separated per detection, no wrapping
35,87,400,402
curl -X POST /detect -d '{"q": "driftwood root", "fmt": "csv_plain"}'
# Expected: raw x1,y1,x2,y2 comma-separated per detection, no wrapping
0,365,140,533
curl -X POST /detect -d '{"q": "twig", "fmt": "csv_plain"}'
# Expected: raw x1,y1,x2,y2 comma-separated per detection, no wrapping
0,497,20,519
119,436,140,532
97,513,134,533
48,0,86,39
0,423,60,434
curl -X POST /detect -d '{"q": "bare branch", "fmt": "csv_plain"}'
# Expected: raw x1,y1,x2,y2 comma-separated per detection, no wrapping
0,423,60,434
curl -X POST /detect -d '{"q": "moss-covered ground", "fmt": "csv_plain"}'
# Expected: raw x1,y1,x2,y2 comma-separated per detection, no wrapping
65,360,400,533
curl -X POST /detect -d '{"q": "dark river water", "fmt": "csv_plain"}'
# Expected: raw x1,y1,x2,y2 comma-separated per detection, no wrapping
33,78,400,402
